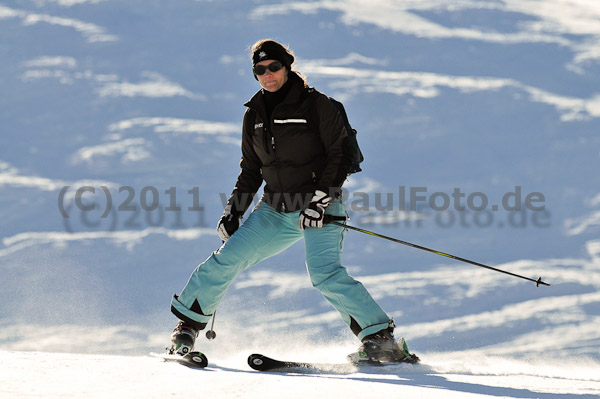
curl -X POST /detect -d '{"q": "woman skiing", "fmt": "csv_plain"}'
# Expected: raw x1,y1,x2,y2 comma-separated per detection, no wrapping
168,39,418,364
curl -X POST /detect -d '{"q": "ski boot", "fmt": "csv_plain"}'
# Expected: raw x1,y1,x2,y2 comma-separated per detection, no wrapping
168,320,199,355
348,328,420,364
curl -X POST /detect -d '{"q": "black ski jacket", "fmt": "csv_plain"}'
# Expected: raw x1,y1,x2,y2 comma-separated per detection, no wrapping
226,72,350,214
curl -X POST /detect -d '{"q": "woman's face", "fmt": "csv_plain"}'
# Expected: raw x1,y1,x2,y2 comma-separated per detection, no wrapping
255,60,288,92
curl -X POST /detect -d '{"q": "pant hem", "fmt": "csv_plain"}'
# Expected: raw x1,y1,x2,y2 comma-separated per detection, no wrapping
357,321,392,341
170,294,210,330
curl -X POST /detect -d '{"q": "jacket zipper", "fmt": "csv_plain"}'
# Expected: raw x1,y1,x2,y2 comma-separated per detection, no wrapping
249,104,285,210
270,107,285,210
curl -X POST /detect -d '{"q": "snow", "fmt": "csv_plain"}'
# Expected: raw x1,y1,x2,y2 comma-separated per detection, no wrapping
1,0,600,397
1,349,598,399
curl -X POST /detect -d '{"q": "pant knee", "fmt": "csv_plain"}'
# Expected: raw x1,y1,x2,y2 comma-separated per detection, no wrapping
308,264,347,289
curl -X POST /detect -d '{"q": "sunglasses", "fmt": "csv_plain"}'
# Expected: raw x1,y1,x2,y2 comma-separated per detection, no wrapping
253,61,284,76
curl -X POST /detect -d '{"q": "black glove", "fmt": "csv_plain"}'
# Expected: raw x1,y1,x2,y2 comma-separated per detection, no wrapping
217,207,241,242
299,190,332,230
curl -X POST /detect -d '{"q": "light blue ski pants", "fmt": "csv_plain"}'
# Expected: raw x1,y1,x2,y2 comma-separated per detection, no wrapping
171,199,391,340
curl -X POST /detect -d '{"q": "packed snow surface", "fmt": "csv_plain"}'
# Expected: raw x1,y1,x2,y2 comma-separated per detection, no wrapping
2,349,599,399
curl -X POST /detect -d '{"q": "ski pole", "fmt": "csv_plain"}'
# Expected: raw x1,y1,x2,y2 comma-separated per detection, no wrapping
324,215,550,287
205,310,217,340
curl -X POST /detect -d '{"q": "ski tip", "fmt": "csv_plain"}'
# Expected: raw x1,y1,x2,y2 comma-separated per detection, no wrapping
248,353,263,362
189,352,209,368
152,351,208,368
248,354,267,369
248,353,289,371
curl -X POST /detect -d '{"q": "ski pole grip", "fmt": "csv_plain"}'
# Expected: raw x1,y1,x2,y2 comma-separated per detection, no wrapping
324,215,347,224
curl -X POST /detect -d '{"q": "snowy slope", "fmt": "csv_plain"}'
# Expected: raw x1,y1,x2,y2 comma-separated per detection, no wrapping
1,1,600,397
2,349,600,399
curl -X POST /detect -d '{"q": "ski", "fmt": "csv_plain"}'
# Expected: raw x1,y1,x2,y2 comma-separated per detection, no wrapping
247,353,357,373
150,351,208,369
247,353,419,373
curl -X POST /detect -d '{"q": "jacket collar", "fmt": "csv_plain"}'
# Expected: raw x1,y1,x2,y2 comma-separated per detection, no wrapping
244,72,307,112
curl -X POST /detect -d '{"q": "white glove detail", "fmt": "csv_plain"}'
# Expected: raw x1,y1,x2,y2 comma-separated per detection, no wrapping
217,205,240,242
299,190,332,230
